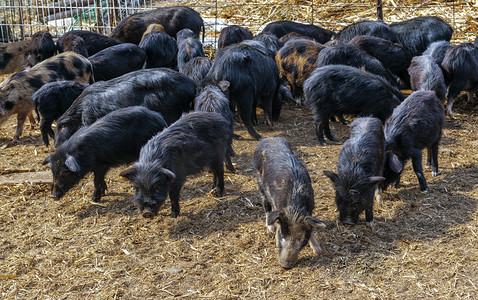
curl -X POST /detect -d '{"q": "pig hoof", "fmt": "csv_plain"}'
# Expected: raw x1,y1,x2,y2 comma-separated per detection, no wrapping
311,245,322,255
366,221,374,229
421,189,429,194
267,224,275,233
91,196,101,203
432,171,439,177
142,211,155,218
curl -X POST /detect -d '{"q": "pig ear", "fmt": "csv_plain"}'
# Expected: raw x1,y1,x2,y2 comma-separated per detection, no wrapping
160,168,176,182
323,170,339,184
387,153,403,173
65,155,80,172
217,80,230,93
267,211,283,226
369,176,385,186
120,167,137,181
42,156,52,165
305,216,326,229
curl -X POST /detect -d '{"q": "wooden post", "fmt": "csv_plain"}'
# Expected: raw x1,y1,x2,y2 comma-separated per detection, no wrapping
94,0,102,34
18,0,26,40
377,0,383,21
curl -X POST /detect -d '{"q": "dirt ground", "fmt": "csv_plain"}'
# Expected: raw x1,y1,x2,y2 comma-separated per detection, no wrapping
0,95,477,299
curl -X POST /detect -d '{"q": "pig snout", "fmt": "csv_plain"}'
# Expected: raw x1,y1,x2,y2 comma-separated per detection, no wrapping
50,191,62,200
342,217,355,227
142,207,155,218
279,258,297,270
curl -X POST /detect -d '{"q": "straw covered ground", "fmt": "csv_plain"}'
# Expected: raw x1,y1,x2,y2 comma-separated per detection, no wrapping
0,96,477,298
1,1,478,298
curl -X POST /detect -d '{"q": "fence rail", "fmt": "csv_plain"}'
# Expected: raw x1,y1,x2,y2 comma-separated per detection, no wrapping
0,0,476,45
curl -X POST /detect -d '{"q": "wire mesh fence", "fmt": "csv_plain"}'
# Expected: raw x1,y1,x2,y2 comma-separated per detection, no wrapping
0,0,476,45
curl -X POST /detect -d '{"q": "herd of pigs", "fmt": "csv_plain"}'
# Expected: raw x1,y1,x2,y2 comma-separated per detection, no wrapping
0,5,477,269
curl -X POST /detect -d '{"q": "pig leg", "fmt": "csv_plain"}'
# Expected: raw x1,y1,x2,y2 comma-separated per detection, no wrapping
314,118,327,146
308,233,322,255
225,150,236,173
467,90,476,104
262,96,274,128
251,107,258,125
323,118,337,143
430,140,440,177
14,110,29,139
446,96,456,119
337,114,349,125
169,181,184,218
28,111,35,129
239,96,261,140
446,77,466,118
410,149,428,192
262,196,275,233
92,167,108,202
425,147,432,168
374,186,383,203
330,115,349,125
211,160,225,197
0,113,12,128
365,208,374,229
40,120,54,146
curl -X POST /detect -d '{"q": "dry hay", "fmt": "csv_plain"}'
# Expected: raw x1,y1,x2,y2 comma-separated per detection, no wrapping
190,0,478,43
0,95,478,298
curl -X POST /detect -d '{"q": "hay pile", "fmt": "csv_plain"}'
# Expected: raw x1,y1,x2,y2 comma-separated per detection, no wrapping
186,0,478,43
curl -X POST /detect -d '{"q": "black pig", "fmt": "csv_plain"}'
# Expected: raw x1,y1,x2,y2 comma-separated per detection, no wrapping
217,25,253,49
303,64,402,145
441,43,478,117
120,112,234,218
390,16,453,57
423,40,453,84
252,32,280,54
55,68,196,147
176,28,205,73
57,30,120,56
253,137,326,269
348,35,412,87
408,55,447,104
194,81,235,172
382,91,445,192
43,106,168,202
316,44,400,88
180,56,212,84
32,81,87,146
88,43,147,81
203,43,280,140
261,20,336,44
24,31,56,67
139,29,178,69
324,117,385,228
336,20,397,44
